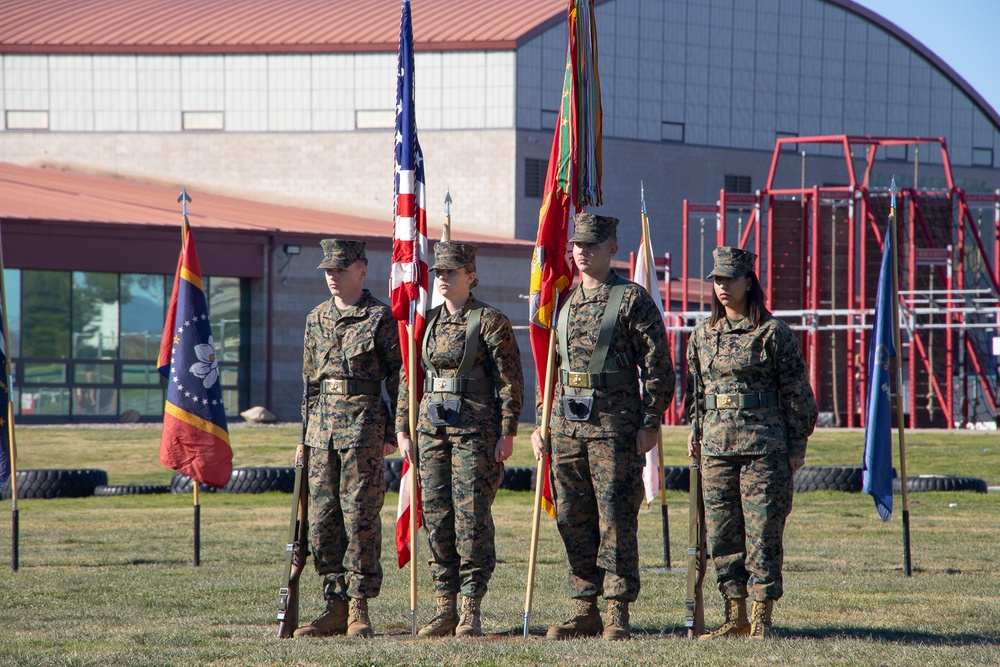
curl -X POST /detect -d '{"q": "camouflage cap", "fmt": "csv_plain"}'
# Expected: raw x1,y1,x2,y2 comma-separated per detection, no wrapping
569,213,619,244
317,239,366,269
431,241,478,272
707,246,758,278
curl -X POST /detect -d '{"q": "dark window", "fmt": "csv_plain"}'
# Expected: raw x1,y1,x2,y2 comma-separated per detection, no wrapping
972,147,994,167
525,158,547,198
662,121,684,143
776,131,798,152
724,174,752,194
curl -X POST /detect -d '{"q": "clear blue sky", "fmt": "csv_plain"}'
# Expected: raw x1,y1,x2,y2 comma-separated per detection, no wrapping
858,0,1000,116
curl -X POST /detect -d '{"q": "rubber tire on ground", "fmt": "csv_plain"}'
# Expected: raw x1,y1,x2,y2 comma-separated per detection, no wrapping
793,466,864,493
170,466,295,494
1,468,108,499
94,484,170,496
384,458,404,492
892,475,987,494
662,465,691,492
501,466,534,491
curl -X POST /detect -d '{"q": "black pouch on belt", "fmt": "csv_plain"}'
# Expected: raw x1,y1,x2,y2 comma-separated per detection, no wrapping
426,399,461,426
561,395,594,421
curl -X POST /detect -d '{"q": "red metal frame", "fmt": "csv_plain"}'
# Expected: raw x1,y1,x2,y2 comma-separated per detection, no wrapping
678,135,1000,429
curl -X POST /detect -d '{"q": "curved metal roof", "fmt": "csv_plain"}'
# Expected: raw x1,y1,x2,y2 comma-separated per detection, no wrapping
0,0,996,130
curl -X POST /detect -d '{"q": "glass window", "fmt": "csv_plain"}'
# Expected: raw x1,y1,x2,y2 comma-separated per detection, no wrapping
74,362,115,384
74,387,117,416
22,270,71,358
72,272,119,359
26,388,70,416
23,362,66,384
120,274,165,360
122,363,161,386
3,269,20,357
207,276,241,363
120,387,164,415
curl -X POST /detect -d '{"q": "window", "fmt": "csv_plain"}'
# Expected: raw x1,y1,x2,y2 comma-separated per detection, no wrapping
540,109,559,130
972,147,994,167
181,111,224,131
525,158,547,198
661,121,685,143
8,268,247,422
776,131,798,152
725,174,752,194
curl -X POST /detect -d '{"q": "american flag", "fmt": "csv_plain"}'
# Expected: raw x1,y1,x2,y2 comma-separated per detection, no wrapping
390,0,426,569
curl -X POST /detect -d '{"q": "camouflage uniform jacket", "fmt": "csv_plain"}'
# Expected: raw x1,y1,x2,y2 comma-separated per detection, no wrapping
544,270,675,438
395,295,524,436
687,313,818,458
302,290,401,449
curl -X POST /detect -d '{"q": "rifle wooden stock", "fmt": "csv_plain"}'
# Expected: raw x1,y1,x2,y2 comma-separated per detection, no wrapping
684,378,707,638
277,444,309,638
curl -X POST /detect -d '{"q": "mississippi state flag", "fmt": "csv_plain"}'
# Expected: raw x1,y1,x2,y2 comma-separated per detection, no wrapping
157,217,232,488
390,0,425,568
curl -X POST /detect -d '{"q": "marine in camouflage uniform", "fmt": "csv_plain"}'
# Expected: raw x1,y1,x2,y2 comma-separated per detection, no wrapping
396,241,524,638
687,246,818,639
535,213,674,641
295,239,401,639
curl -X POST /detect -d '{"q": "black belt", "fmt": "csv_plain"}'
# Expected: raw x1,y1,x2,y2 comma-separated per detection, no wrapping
424,376,494,394
705,391,779,410
559,368,637,390
321,378,381,396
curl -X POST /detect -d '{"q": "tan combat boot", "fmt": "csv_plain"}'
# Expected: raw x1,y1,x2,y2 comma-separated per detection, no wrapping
749,599,774,639
455,595,483,637
602,599,630,641
292,597,348,637
417,594,458,638
545,596,603,640
698,598,750,640
347,598,374,638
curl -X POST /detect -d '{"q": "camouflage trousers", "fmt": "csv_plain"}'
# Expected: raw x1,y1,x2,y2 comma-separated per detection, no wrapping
418,427,503,598
702,452,793,601
550,432,644,602
307,444,385,600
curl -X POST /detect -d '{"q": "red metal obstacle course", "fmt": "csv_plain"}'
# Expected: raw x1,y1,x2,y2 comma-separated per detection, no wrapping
675,135,999,429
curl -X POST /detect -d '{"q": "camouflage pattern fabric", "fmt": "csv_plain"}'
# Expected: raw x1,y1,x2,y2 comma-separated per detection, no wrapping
309,444,385,600
418,428,504,598
545,271,674,438
701,452,792,601
302,290,401,449
395,295,523,436
686,314,817,458
686,312,817,603
549,431,645,601
396,295,523,598
300,289,401,600
539,270,674,603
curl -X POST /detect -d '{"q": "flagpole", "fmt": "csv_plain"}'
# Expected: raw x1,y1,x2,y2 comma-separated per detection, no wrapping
407,303,419,637
524,291,560,639
888,178,913,576
443,190,452,242
640,182,670,570
0,225,19,572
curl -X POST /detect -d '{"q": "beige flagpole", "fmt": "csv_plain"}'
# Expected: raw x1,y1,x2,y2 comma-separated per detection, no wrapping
0,223,19,572
523,291,560,639
640,183,670,569
407,304,419,637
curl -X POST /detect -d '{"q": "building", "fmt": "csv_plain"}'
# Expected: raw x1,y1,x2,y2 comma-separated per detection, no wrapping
1,0,997,423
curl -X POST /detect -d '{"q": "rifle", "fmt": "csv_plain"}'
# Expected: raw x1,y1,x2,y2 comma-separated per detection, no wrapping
277,416,310,638
684,366,707,638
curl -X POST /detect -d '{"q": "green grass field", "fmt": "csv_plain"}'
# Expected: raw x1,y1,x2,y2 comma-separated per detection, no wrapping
1,425,998,666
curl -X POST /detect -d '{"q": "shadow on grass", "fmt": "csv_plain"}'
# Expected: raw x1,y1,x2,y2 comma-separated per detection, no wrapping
777,626,1000,645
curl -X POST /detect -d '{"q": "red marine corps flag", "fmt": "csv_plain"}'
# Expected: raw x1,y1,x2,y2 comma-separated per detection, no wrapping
524,0,603,637
390,0,426,576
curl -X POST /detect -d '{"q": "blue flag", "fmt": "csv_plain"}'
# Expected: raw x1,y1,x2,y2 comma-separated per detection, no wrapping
863,224,896,522
157,218,232,488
